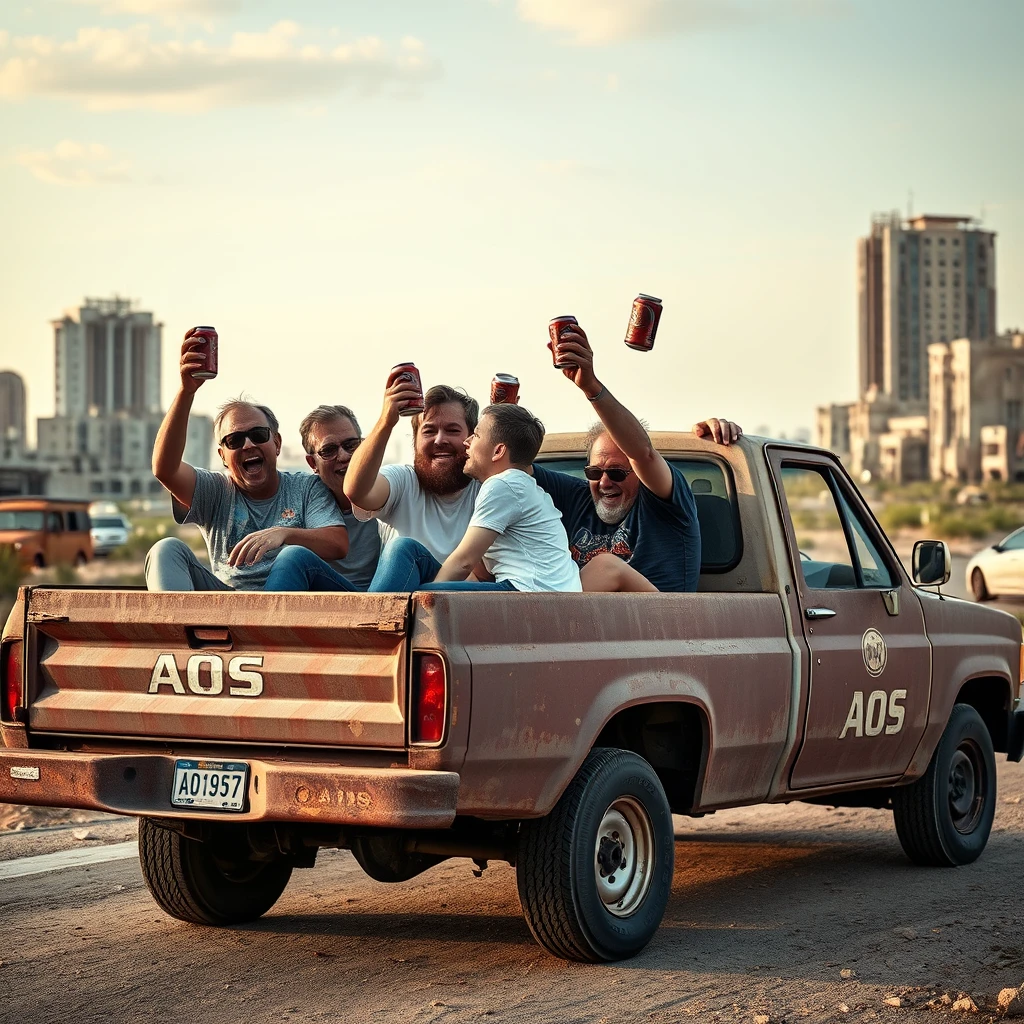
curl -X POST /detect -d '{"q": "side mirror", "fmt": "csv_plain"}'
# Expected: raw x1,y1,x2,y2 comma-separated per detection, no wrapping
912,539,951,587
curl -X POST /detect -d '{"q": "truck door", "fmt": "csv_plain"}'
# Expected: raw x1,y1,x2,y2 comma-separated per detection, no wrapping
768,451,931,789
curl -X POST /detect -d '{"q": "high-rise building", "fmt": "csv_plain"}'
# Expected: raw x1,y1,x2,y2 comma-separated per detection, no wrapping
858,213,996,405
52,297,162,416
0,371,27,449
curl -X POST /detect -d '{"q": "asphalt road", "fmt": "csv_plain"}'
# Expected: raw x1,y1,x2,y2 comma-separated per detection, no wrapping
3,767,1024,1024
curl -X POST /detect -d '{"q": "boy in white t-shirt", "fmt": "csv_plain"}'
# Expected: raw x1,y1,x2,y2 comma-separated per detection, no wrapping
422,405,582,593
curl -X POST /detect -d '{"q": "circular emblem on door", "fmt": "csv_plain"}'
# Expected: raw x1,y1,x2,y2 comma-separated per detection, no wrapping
862,627,887,678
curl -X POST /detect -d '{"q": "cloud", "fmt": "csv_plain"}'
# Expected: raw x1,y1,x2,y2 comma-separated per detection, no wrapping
69,0,239,28
15,140,137,185
515,0,829,45
0,22,438,111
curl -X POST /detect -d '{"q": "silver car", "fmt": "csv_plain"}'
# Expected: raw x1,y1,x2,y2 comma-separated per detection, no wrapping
90,513,131,556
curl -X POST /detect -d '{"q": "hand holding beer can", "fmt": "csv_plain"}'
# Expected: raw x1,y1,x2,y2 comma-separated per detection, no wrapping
490,374,520,405
387,362,425,417
188,326,219,380
624,295,663,352
548,315,579,369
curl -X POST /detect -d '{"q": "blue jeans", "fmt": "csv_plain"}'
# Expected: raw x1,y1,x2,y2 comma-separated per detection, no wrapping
263,546,359,592
368,537,517,592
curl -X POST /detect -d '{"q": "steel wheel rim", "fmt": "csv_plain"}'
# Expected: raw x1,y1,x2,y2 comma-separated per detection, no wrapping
948,740,985,834
594,796,655,918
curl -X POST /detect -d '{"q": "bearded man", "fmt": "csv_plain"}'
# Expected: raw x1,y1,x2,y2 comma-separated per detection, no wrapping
344,383,483,591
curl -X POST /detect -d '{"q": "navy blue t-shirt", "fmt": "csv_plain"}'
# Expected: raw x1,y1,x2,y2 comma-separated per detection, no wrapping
532,463,701,592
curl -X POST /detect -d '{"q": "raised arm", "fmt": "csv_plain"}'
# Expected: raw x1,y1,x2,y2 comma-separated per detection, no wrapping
152,330,208,509
434,527,499,583
554,324,673,500
343,374,422,511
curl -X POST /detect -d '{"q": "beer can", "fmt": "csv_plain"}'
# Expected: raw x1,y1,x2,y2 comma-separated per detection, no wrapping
387,362,425,417
624,295,663,352
548,315,579,369
189,326,218,380
490,373,520,405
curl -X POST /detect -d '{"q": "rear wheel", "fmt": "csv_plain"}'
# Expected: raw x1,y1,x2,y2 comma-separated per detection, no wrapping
971,569,992,601
516,748,674,962
139,817,293,925
73,551,88,567
892,703,996,866
33,553,44,569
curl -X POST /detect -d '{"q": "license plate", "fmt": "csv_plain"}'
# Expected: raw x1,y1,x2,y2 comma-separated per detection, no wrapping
171,759,248,812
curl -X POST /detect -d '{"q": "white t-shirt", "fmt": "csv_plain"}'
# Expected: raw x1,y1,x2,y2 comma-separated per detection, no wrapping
353,464,480,564
470,469,582,592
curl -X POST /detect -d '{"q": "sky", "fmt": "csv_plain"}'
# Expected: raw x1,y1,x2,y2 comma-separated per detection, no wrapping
1,0,1023,457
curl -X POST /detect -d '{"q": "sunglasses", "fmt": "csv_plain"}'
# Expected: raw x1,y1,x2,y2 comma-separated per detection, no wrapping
314,438,362,460
220,426,272,450
584,466,633,482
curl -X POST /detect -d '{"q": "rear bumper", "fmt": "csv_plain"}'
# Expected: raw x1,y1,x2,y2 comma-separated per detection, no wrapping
0,750,460,828
1008,707,1024,763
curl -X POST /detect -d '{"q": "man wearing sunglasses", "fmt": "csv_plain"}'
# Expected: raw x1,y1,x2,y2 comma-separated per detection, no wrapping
262,404,390,592
145,331,349,592
534,322,742,592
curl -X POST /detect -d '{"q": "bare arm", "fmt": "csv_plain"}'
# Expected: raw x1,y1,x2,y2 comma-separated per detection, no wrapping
228,525,349,567
152,331,209,509
693,418,743,444
433,527,499,583
343,374,422,511
554,325,674,500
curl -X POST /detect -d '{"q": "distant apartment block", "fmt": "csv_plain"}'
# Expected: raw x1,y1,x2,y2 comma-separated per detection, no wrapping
53,296,162,417
928,332,1024,483
858,213,996,405
0,370,27,451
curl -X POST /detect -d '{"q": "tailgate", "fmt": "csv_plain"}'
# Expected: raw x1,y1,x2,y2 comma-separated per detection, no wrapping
24,588,411,748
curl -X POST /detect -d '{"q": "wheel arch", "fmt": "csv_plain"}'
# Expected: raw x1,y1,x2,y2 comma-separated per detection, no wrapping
956,675,1014,752
593,699,709,814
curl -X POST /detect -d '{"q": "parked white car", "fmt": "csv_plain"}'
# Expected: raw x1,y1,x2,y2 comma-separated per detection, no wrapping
90,513,131,556
966,526,1024,600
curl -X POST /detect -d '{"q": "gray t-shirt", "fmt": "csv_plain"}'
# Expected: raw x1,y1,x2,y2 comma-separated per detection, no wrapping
173,468,346,589
331,512,388,591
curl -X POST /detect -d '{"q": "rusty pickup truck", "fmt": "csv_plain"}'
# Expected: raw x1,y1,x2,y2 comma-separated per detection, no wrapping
2,434,1023,963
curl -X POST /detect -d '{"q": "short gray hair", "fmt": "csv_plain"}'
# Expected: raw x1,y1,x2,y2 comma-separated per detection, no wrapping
585,418,649,459
214,397,279,440
299,405,361,454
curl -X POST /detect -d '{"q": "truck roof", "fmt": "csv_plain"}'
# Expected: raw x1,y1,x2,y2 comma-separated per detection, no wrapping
538,431,823,457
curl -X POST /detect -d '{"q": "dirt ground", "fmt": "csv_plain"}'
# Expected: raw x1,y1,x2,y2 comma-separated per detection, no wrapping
3,763,1024,1024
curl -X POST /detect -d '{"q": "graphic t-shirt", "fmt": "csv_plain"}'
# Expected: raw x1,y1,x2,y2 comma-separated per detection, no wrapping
173,469,346,589
470,469,581,592
531,463,700,592
353,464,480,564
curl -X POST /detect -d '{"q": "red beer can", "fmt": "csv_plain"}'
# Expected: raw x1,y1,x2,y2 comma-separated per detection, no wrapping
624,294,663,352
189,326,219,380
387,362,425,417
490,373,520,405
548,315,579,369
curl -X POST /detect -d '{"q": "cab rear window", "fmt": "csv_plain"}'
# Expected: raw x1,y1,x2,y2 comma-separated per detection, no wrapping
536,456,741,572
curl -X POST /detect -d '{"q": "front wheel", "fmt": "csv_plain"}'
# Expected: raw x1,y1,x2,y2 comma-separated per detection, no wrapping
516,748,674,962
971,569,992,601
139,818,293,925
892,703,996,866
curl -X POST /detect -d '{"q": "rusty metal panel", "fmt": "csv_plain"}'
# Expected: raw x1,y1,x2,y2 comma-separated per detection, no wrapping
0,749,459,828
24,590,411,749
413,591,792,817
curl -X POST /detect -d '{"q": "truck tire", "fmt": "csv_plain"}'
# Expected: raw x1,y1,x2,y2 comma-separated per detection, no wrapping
139,817,293,925
516,747,674,962
892,703,996,867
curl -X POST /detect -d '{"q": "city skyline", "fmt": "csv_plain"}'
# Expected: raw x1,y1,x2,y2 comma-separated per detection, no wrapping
2,0,1023,448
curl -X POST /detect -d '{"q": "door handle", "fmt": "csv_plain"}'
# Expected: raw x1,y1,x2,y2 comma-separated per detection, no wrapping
805,607,836,620
186,627,234,651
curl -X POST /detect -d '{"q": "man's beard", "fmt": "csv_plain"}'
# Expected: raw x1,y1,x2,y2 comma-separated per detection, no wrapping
414,449,469,496
593,493,637,525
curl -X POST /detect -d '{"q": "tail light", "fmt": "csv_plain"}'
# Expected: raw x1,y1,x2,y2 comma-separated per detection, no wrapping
411,653,446,745
2,640,25,723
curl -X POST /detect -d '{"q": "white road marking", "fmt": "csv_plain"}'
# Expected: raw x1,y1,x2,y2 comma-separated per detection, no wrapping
0,841,138,881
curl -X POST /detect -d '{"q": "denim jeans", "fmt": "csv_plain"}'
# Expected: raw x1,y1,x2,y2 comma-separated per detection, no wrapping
145,537,232,592
263,545,359,592
421,579,517,592
368,538,442,592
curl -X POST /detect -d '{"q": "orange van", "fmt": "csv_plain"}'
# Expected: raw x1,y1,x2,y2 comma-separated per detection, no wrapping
0,497,93,569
